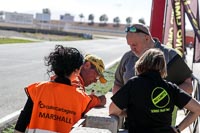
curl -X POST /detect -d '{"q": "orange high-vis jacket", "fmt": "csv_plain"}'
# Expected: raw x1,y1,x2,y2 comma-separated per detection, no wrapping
72,75,101,112
26,81,91,133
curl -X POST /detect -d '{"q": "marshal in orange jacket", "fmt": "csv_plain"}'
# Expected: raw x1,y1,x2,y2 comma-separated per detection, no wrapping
26,81,91,133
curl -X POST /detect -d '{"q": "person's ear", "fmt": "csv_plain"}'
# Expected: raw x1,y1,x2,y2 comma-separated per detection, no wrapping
82,61,91,70
145,35,150,42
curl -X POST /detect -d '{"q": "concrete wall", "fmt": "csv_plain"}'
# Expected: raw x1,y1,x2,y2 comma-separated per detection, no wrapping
71,92,128,133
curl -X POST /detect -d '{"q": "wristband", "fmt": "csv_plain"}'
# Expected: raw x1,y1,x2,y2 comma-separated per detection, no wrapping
175,126,181,133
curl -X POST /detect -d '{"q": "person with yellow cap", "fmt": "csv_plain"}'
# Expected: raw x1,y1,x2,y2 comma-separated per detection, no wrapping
51,54,107,112
72,54,107,112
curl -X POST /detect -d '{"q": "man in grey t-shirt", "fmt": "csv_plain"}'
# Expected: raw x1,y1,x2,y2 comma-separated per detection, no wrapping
112,23,193,95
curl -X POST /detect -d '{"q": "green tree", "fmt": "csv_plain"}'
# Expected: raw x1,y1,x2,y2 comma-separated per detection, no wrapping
113,17,120,27
138,17,146,25
99,14,108,25
126,17,132,26
88,14,94,24
79,13,84,23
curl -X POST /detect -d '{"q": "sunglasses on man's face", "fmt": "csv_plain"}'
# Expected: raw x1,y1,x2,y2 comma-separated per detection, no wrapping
125,26,149,35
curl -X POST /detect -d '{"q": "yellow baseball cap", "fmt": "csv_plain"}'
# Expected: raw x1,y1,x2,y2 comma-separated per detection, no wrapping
85,54,107,83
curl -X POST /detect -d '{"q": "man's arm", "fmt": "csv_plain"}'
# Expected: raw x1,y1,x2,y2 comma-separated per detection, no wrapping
165,54,193,94
178,77,193,94
109,102,123,116
109,102,127,117
112,52,131,95
112,84,121,95
84,94,106,113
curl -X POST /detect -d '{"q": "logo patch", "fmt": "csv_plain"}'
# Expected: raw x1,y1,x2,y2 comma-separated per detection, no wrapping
151,87,170,108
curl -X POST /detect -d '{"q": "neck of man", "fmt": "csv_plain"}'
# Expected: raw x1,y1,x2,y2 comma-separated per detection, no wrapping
150,39,156,48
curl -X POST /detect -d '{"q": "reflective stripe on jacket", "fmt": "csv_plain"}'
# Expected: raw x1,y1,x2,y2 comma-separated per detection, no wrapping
27,129,57,133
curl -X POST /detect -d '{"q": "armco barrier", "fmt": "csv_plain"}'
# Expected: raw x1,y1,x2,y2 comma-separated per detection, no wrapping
0,109,21,131
0,25,89,38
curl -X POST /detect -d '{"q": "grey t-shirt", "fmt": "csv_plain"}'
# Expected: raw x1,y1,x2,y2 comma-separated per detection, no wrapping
114,40,179,88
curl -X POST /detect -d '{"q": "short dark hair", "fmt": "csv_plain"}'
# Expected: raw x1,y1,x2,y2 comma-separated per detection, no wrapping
45,45,84,77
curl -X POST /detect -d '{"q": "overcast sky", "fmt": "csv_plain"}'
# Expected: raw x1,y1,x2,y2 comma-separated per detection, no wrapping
0,0,152,24
0,0,195,29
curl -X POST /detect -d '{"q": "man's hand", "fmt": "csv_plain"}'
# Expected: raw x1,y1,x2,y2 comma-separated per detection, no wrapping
98,95,106,106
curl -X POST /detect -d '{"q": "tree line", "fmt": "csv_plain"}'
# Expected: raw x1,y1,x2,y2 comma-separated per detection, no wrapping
79,13,146,26
41,8,146,26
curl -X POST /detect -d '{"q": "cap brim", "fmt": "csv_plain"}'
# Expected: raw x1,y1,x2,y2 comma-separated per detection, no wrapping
99,76,107,83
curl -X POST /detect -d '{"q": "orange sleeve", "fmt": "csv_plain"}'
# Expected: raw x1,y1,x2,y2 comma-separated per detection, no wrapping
84,95,101,112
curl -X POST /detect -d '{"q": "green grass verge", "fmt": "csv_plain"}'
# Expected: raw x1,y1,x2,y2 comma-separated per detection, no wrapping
86,62,118,95
0,38,35,44
1,124,15,133
0,62,119,132
22,33,87,41
0,34,88,44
